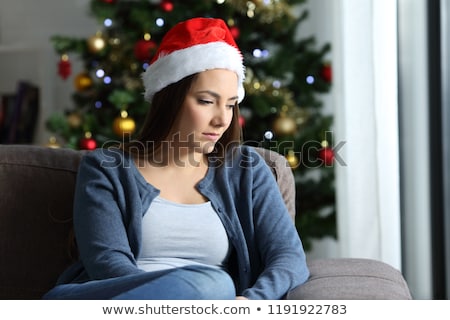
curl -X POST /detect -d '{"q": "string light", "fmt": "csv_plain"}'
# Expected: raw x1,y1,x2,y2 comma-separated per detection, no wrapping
306,75,315,84
95,101,102,109
104,18,113,27
272,80,281,88
95,69,105,78
264,131,274,140
156,18,165,27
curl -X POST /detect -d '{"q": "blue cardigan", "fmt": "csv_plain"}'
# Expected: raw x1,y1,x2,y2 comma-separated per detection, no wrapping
58,145,309,299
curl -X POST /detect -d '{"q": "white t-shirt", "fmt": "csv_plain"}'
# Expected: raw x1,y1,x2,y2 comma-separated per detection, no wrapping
137,196,231,272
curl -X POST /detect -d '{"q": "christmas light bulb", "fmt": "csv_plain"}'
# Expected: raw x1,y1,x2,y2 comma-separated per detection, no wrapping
96,69,105,78
156,18,165,27
264,131,274,140
253,49,262,58
104,19,113,27
306,75,315,84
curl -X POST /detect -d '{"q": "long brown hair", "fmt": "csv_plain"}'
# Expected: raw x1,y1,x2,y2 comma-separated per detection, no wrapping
122,73,242,160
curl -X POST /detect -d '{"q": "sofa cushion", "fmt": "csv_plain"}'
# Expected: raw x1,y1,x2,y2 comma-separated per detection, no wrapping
287,258,412,299
0,145,85,299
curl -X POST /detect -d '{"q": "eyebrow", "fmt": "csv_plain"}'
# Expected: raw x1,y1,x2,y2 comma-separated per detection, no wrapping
195,90,239,101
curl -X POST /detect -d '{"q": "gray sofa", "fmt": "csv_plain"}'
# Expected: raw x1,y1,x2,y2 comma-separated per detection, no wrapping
0,144,412,299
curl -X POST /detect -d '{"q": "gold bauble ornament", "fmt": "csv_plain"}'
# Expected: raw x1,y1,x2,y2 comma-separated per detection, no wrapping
87,33,106,53
113,111,136,136
286,150,299,169
46,136,60,148
67,112,82,128
74,72,93,91
273,114,297,136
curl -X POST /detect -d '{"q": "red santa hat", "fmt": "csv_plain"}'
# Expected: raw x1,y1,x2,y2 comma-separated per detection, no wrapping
142,17,245,103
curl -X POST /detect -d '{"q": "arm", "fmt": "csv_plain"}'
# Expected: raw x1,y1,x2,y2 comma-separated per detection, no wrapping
73,150,144,280
240,149,309,299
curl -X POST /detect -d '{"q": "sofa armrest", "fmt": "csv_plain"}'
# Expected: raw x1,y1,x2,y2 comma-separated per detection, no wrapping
287,258,412,299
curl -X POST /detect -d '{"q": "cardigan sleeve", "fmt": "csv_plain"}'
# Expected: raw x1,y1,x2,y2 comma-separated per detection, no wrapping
252,147,296,222
73,149,145,280
239,148,309,299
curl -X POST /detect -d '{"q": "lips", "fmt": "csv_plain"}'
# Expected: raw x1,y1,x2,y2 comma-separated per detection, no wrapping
203,133,221,141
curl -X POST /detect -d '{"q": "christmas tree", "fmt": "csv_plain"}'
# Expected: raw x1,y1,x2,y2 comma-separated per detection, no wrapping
48,0,335,250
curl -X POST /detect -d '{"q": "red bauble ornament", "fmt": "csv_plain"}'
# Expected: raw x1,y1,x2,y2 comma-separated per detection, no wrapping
79,133,97,150
134,39,157,61
230,26,240,40
319,147,334,166
320,63,332,83
58,55,71,80
160,0,174,12
100,0,116,3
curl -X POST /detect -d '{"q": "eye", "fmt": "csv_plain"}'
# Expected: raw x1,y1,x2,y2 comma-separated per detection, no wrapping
197,98,213,105
227,101,238,109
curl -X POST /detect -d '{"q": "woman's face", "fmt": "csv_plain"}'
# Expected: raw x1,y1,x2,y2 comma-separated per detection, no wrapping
169,69,239,155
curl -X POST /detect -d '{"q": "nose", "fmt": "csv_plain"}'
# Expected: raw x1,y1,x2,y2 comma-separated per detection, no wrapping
212,104,231,127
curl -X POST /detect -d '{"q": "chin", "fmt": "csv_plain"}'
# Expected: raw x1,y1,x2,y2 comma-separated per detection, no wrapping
203,147,216,155
201,141,217,154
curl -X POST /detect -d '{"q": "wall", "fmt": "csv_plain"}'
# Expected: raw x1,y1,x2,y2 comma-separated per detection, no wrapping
0,0,98,145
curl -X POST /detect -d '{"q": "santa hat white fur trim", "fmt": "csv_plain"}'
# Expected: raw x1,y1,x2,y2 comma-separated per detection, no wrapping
142,41,245,103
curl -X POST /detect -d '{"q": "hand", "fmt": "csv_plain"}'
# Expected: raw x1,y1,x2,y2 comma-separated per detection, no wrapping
236,296,248,300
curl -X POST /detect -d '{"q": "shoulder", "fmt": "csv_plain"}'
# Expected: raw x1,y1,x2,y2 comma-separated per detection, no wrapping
80,147,130,168
75,147,146,195
223,145,288,176
77,147,135,181
209,145,276,183
223,145,267,169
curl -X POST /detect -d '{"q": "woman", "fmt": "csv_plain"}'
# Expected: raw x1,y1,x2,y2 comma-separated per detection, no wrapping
44,17,309,300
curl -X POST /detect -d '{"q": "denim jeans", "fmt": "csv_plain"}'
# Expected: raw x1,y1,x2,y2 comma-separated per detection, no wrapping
43,265,236,300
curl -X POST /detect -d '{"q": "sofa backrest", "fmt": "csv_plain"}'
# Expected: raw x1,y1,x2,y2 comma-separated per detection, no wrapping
0,144,295,299
0,145,85,299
